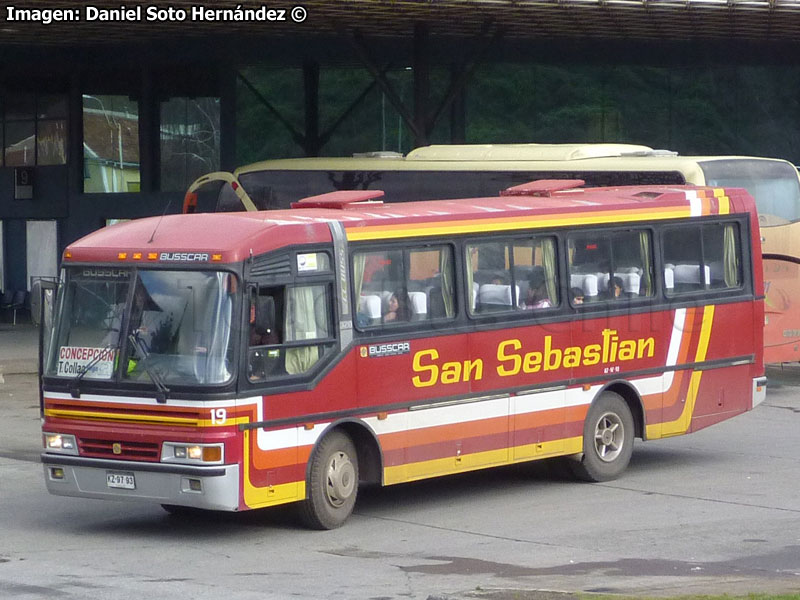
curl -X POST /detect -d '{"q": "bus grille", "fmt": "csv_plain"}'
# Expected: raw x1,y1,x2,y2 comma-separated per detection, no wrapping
79,438,160,461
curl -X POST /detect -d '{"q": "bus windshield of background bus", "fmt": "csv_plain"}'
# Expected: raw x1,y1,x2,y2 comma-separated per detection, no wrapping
700,159,800,225
47,268,237,386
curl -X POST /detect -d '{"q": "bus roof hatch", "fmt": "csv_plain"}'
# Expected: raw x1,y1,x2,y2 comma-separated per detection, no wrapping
500,179,586,197
291,190,386,209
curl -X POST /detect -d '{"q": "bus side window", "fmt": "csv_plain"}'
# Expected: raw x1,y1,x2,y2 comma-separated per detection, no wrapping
248,284,335,382
352,245,455,328
663,227,704,294
568,230,653,302
467,237,558,314
285,285,331,375
248,290,282,382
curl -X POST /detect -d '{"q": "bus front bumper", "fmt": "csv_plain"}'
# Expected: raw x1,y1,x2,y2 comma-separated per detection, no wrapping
41,454,240,511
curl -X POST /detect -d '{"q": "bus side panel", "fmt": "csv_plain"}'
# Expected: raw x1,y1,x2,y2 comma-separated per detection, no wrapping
688,299,760,431
731,189,765,373
267,353,360,422
689,365,753,433
241,353,359,509
359,333,474,481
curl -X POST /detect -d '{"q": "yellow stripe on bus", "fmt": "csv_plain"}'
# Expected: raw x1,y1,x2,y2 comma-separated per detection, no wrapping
197,417,252,427
383,436,583,485
658,304,715,437
44,408,199,426
242,429,304,509
347,208,691,241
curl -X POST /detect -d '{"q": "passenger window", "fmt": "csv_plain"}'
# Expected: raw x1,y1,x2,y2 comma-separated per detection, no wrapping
352,245,455,328
568,230,653,303
467,237,558,315
663,223,741,295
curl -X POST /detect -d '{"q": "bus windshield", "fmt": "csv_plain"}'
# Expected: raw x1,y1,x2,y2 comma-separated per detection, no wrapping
48,267,236,386
700,159,800,225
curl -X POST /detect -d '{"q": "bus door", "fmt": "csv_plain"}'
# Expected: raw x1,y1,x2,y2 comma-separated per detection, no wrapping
183,172,256,213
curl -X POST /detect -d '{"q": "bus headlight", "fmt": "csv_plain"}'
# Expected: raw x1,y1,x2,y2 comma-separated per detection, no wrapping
161,442,223,465
43,433,79,455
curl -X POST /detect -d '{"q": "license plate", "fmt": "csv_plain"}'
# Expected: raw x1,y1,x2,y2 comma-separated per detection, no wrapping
106,471,135,490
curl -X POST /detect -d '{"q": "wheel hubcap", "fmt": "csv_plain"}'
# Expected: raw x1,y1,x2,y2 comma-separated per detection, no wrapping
594,412,624,462
325,451,355,507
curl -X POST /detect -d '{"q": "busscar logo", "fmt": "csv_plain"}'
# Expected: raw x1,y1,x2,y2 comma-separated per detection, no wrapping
366,342,411,358
159,252,209,262
83,268,129,279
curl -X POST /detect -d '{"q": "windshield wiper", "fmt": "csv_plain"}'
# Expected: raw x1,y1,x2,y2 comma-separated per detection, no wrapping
70,343,119,398
128,332,170,403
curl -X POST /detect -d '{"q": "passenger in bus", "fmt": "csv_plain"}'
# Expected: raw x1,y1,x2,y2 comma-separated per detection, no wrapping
610,276,624,299
524,272,551,309
384,290,411,322
570,287,584,305
490,272,509,285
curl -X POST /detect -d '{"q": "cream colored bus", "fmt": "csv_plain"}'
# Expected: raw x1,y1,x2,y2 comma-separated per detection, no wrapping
184,143,800,362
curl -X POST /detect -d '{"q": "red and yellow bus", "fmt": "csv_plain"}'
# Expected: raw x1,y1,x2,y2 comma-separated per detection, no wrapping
185,143,798,363
42,179,765,528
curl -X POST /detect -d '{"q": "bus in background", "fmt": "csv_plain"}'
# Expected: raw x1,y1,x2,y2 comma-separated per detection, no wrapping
42,180,765,528
184,143,800,363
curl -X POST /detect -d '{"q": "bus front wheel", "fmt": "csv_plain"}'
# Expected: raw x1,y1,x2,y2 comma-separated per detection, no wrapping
299,430,359,529
571,391,634,482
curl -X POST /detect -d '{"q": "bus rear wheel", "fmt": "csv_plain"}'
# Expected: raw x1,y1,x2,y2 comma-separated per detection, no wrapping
570,391,634,482
299,430,359,530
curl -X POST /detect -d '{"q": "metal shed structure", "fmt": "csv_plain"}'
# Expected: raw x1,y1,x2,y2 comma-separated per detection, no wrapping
2,0,800,300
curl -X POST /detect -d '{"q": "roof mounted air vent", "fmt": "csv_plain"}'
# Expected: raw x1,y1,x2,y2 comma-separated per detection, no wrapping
500,179,586,197
291,190,385,209
351,151,404,159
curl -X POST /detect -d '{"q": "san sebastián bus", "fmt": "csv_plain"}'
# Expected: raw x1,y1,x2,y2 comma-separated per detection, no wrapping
183,142,798,364
41,179,766,529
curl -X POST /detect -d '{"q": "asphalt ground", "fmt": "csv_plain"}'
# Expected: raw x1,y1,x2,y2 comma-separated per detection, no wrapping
1,323,798,598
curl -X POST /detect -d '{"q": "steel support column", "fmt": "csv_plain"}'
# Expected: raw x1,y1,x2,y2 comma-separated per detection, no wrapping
220,66,237,170
303,60,321,156
413,22,431,148
450,64,466,143
138,65,157,193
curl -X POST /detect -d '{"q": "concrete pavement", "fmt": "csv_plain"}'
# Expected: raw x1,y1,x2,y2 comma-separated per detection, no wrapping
0,323,39,376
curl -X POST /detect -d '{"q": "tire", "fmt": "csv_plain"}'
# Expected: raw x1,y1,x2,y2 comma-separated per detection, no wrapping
570,391,635,482
298,430,359,530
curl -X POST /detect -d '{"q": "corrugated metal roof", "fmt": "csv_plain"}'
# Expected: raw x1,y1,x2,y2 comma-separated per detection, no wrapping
2,0,800,46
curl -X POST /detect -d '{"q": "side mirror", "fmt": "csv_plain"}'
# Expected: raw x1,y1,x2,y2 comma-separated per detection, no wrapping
30,280,42,326
37,278,59,416
254,296,275,335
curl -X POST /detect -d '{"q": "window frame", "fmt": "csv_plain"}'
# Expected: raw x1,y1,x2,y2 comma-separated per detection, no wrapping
350,240,458,332
244,246,338,385
566,226,656,306
2,91,68,167
660,219,745,298
464,232,561,319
